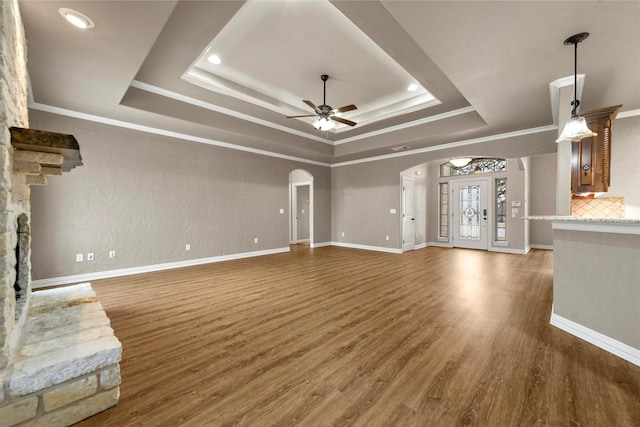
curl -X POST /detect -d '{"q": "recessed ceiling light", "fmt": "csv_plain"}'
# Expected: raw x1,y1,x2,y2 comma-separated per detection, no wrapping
207,54,222,65
59,8,94,29
407,83,419,92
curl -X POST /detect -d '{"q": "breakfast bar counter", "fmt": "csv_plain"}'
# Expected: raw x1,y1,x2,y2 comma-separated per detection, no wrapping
526,216,640,366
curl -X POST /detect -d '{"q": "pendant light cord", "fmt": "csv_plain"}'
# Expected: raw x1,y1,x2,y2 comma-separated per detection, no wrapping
572,40,579,117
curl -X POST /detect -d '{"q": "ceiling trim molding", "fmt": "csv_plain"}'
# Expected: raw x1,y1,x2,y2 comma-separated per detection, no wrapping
333,106,477,145
549,74,585,125
331,124,558,167
618,109,640,119
130,80,332,145
28,102,563,170
28,102,332,167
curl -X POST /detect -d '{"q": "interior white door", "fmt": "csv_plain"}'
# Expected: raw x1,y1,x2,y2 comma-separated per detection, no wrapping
452,180,489,250
402,176,415,252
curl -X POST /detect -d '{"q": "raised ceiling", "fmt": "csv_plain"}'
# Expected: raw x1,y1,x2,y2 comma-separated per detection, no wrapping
19,1,640,165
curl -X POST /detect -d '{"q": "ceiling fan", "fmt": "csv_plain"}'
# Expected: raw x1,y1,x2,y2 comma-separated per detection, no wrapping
286,74,357,131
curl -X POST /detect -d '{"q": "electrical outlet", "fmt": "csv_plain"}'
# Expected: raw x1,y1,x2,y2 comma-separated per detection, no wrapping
386,235,390,241
341,232,345,237
254,237,259,244
185,244,191,251
87,253,94,261
76,253,83,262
109,250,116,259
279,208,284,214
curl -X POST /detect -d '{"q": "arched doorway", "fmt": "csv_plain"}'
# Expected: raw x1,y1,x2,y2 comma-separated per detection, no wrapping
289,169,314,245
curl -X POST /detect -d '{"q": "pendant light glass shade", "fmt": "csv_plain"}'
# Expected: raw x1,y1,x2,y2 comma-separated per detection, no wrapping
449,157,472,167
555,115,597,143
556,32,596,144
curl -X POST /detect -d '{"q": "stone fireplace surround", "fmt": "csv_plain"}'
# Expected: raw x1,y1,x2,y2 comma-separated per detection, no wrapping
0,1,122,425
0,128,123,427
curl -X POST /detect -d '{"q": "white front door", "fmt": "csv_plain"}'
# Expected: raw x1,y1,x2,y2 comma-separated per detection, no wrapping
402,176,415,252
452,180,489,250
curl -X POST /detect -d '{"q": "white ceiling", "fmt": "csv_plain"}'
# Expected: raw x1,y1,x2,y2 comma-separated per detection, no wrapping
19,0,640,165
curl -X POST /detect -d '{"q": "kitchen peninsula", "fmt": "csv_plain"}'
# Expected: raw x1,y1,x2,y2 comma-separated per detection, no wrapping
527,216,640,366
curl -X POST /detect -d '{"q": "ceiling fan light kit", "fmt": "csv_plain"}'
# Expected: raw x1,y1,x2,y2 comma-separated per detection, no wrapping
286,74,358,131
313,117,335,131
556,32,597,143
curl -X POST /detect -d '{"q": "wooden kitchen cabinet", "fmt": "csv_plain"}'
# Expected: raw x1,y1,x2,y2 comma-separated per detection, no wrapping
571,105,622,193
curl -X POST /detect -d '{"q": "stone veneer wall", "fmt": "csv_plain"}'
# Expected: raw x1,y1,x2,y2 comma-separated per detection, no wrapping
0,0,31,370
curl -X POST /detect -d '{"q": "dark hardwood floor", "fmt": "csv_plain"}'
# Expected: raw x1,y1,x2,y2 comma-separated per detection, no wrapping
74,246,640,426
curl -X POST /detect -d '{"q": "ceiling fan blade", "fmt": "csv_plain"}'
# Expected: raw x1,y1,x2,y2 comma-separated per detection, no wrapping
303,100,319,112
286,114,317,118
331,116,357,127
333,104,357,114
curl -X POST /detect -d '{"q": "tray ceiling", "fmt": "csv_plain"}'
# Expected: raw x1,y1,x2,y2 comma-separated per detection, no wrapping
19,0,640,164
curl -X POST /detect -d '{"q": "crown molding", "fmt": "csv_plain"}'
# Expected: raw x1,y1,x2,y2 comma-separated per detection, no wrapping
332,124,558,167
618,109,640,119
28,102,332,167
130,80,332,145
334,106,476,145
28,102,559,169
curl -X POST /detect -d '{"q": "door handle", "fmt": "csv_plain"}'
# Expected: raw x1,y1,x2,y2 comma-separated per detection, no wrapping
412,218,415,221
483,209,487,220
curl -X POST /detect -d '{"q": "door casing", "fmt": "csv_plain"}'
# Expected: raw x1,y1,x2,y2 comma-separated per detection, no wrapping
402,176,416,252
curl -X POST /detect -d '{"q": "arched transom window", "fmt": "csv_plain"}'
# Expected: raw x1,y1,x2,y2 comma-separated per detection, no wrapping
440,158,507,177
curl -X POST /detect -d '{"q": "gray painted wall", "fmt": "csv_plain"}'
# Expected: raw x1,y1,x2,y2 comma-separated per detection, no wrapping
608,116,640,219
29,109,638,281
29,111,331,280
553,228,640,350
529,153,557,246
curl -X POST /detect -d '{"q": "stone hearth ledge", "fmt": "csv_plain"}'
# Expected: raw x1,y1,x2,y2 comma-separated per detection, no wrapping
3,283,121,397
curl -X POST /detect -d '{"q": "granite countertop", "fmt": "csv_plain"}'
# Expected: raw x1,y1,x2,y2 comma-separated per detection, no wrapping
525,215,640,224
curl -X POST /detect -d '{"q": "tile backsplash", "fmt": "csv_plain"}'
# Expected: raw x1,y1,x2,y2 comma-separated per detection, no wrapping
572,196,625,218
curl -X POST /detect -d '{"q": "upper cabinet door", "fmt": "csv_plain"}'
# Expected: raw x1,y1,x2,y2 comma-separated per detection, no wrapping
571,105,622,193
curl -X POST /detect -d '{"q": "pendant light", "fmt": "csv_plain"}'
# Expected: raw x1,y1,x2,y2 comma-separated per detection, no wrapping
556,32,597,143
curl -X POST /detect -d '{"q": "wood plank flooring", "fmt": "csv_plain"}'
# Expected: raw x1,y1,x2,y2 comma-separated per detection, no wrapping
74,246,640,426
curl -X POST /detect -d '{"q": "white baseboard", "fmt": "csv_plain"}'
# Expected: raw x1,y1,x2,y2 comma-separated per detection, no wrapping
489,246,528,254
427,241,452,248
32,247,291,289
415,243,428,250
530,244,553,250
331,241,402,254
310,241,332,248
550,312,640,367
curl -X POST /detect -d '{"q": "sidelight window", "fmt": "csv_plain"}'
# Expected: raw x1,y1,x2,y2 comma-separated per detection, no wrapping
495,178,507,241
439,183,449,238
